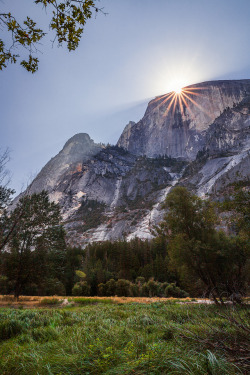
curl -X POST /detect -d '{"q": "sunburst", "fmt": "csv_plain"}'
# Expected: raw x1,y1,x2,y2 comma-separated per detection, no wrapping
153,85,212,120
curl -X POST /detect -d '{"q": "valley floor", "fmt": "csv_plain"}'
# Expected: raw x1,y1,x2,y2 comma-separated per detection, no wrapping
0,295,213,308
0,298,249,374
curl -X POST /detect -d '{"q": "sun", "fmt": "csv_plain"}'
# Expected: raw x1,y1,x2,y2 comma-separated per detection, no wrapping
152,83,209,120
174,87,183,94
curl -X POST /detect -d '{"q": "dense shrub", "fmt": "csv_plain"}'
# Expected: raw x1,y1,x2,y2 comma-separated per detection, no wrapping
72,281,91,296
106,279,116,296
164,283,189,298
115,279,132,297
97,278,188,298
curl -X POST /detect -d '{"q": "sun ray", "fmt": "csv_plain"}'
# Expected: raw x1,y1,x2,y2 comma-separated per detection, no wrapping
153,92,176,115
163,92,177,116
152,91,174,105
183,86,207,91
153,92,175,111
178,93,185,115
182,91,213,118
182,89,205,97
181,93,196,119
151,84,211,121
172,93,178,113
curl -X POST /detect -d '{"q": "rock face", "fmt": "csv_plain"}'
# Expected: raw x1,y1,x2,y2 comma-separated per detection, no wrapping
22,80,250,247
117,80,250,160
29,133,102,194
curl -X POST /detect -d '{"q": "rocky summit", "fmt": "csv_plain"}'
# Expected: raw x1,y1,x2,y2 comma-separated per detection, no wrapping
25,79,250,247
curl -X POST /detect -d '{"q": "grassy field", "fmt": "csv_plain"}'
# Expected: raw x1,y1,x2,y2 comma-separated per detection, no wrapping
0,298,249,374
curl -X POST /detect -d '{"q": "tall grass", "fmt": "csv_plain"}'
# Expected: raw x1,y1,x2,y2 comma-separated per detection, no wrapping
0,303,247,374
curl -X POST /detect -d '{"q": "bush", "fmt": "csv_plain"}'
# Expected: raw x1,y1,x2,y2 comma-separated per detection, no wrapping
72,283,82,296
39,298,61,306
95,278,189,298
72,281,90,296
147,279,159,297
105,279,116,296
164,283,189,298
115,279,132,297
97,283,106,296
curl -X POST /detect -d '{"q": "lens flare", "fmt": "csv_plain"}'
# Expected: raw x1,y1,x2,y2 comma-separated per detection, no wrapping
152,84,212,121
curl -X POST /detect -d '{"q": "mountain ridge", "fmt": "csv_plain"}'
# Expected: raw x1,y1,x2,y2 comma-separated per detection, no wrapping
20,79,250,247
117,79,250,160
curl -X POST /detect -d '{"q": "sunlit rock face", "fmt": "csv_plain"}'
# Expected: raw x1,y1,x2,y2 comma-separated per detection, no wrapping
29,133,102,194
20,79,250,247
117,80,250,160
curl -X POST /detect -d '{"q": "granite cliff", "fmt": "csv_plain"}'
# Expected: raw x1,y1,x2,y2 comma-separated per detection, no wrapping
118,80,250,160
24,79,250,247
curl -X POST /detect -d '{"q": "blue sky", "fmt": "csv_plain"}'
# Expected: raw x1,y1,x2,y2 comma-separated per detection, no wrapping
1,0,250,193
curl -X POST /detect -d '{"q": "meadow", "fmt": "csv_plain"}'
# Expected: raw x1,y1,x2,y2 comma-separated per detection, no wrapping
0,297,249,374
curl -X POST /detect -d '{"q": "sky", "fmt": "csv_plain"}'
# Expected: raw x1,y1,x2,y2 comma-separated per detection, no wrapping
1,0,250,194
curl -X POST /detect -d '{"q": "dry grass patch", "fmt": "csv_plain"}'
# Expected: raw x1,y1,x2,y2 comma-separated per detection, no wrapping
0,295,202,308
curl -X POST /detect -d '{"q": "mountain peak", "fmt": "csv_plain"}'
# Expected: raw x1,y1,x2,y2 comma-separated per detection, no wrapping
118,79,250,160
18,79,250,247
63,133,92,147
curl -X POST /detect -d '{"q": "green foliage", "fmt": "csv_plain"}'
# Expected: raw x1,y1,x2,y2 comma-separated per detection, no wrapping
220,184,250,239
75,270,86,279
72,281,90,296
71,282,82,296
42,278,66,296
39,298,61,305
157,186,217,239
115,279,132,297
0,304,247,374
157,186,249,303
96,278,189,298
63,246,84,295
81,237,173,295
0,319,24,340
0,13,45,72
0,191,67,298
31,326,58,342
0,149,15,251
0,1,103,72
164,283,189,298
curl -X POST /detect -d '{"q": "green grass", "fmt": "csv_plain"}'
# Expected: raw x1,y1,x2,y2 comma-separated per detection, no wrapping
39,298,62,306
0,303,248,374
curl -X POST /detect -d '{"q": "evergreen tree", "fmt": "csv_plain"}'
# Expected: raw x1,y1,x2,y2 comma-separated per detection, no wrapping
1,191,65,298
